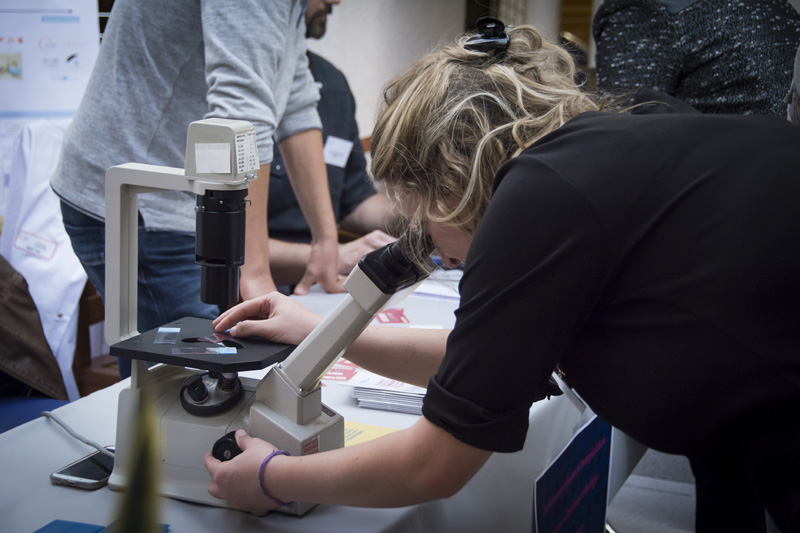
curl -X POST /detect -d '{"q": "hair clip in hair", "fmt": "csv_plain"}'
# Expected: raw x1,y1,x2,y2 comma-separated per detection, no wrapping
465,17,510,54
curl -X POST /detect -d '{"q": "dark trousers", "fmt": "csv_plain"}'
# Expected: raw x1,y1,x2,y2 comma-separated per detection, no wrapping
689,403,800,533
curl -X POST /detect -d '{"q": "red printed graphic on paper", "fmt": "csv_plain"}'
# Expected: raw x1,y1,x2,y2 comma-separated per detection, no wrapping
324,360,360,382
375,308,409,324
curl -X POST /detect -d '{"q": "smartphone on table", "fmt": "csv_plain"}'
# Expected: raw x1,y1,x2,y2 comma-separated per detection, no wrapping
50,446,115,490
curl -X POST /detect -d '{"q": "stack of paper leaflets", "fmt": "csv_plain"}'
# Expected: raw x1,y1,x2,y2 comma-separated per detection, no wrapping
349,372,426,415
319,268,461,415
324,360,426,415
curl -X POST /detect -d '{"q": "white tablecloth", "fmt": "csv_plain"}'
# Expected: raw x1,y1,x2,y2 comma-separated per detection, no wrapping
0,286,645,532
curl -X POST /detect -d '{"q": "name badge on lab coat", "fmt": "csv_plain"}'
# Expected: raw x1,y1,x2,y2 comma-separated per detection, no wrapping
323,136,353,168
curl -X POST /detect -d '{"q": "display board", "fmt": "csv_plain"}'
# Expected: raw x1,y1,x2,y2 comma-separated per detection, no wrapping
0,0,99,214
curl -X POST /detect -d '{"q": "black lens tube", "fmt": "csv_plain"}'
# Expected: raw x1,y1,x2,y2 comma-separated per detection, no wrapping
195,189,247,307
357,231,435,294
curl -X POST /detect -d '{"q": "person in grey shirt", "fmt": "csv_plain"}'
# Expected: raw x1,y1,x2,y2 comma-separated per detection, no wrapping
52,0,342,378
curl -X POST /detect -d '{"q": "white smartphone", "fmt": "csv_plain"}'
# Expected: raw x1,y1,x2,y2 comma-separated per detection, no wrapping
50,446,115,490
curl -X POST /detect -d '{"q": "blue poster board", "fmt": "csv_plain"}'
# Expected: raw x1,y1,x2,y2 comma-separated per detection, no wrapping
534,415,612,533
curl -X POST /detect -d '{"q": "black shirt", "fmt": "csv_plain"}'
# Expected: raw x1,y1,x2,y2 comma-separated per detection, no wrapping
422,110,800,458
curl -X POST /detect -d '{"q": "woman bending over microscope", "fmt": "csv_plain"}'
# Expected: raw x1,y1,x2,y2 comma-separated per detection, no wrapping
205,20,800,532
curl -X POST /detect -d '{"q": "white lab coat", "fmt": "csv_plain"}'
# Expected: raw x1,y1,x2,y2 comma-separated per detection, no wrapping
0,119,86,400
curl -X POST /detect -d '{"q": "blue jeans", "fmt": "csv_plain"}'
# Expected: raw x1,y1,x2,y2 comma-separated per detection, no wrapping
60,201,220,378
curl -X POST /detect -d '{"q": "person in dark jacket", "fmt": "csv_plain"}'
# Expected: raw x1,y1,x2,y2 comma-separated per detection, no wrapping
593,0,800,116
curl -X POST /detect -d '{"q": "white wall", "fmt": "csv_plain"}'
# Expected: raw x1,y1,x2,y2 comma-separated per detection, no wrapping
306,0,465,137
525,0,561,41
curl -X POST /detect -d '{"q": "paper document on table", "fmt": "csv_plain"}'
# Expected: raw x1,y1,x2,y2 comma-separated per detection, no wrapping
411,268,461,301
344,420,397,446
347,370,426,415
324,360,426,415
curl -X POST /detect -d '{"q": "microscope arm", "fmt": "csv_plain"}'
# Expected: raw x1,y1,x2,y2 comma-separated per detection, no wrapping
283,269,415,392
105,164,197,347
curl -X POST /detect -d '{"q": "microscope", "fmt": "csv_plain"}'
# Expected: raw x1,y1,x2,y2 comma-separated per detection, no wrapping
105,119,432,515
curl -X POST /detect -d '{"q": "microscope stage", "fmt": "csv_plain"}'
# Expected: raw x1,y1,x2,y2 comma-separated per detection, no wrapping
110,316,295,372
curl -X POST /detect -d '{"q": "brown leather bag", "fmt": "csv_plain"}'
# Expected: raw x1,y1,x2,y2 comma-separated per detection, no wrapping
0,254,68,400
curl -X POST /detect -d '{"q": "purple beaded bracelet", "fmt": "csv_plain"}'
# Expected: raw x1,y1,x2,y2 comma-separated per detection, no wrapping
258,450,291,507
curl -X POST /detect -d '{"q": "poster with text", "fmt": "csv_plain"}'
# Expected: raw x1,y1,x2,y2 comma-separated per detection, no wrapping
0,0,98,212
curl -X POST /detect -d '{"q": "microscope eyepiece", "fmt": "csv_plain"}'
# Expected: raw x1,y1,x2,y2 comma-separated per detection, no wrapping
358,230,435,294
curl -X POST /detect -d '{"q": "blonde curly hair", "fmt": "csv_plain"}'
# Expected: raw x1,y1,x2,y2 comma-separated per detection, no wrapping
371,25,598,255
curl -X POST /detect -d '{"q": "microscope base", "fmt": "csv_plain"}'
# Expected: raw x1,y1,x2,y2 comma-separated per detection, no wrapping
109,364,344,516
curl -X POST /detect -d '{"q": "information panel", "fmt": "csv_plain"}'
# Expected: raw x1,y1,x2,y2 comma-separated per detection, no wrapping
0,0,99,213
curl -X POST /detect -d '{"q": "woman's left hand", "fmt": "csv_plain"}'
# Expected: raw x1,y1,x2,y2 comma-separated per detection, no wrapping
204,429,285,515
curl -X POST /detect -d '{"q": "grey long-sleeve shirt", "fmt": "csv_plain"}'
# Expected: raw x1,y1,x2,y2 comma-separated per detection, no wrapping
51,0,321,233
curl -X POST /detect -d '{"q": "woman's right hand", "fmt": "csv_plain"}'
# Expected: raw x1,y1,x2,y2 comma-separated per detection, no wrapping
213,292,322,346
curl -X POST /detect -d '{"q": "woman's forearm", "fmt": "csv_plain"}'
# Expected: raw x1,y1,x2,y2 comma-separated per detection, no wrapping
344,326,449,388
264,417,490,508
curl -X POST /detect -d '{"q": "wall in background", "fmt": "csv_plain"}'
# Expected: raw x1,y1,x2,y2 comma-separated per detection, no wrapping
526,0,562,41
307,0,580,136
306,0,465,138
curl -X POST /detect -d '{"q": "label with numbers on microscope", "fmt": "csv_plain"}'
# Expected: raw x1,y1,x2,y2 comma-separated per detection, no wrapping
235,130,258,174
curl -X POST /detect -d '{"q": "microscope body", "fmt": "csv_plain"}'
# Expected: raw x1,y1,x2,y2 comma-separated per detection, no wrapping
106,119,270,506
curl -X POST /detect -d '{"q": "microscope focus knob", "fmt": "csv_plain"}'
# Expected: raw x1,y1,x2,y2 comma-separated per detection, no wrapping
183,373,209,403
212,431,243,461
